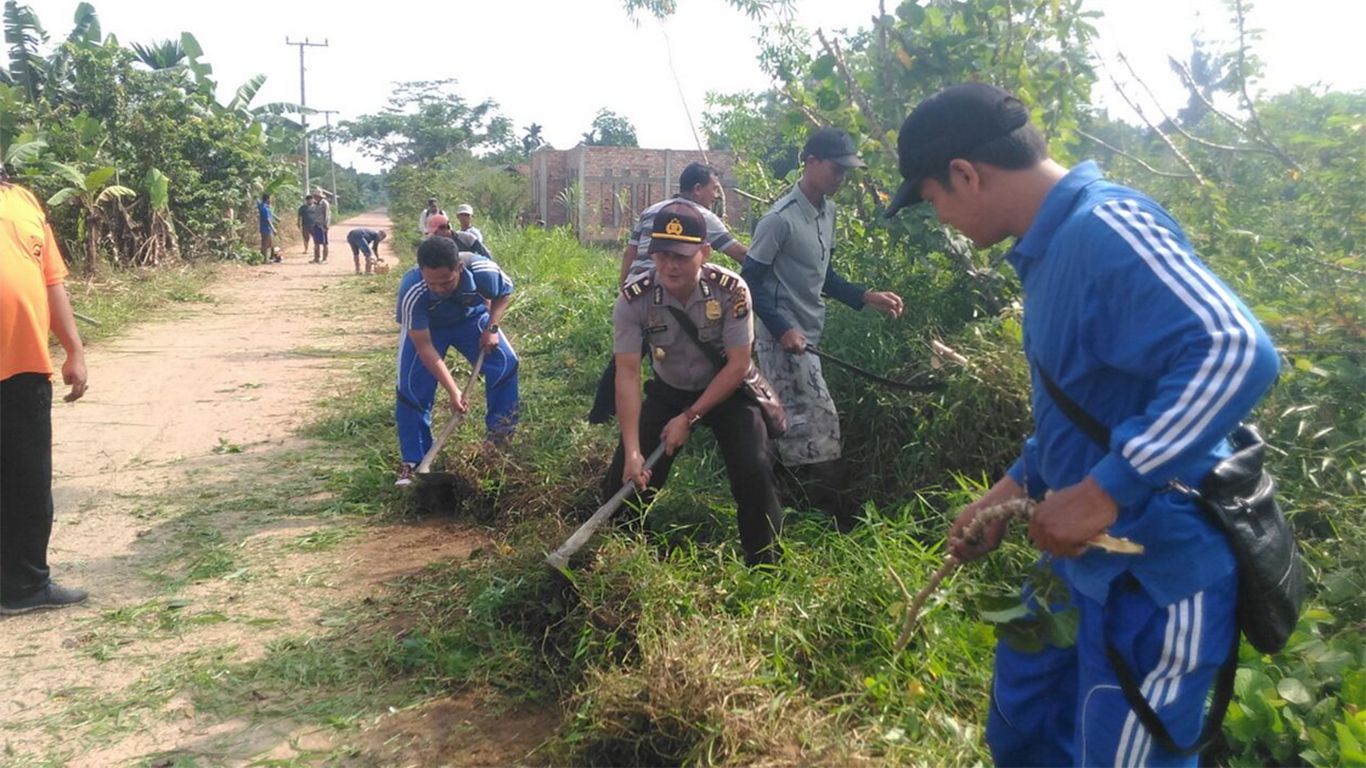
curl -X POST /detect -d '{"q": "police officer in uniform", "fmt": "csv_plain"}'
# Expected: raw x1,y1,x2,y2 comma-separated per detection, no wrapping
603,201,783,566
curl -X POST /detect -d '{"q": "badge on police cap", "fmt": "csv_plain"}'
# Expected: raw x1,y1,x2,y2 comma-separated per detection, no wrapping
653,346,667,361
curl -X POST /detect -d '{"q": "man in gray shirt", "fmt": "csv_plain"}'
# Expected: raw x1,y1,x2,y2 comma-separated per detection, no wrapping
741,127,903,531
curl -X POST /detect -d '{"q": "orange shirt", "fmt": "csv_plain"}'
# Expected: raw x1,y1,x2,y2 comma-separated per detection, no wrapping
0,184,67,380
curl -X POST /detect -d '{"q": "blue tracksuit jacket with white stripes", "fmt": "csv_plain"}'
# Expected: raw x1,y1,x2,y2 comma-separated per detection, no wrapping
1005,161,1280,607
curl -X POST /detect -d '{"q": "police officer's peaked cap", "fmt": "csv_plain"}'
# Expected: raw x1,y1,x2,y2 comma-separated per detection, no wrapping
648,202,707,257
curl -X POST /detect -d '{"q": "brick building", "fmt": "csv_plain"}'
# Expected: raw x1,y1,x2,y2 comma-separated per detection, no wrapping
529,145,749,244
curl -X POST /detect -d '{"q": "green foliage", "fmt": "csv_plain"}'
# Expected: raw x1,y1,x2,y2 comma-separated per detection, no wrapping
3,2,291,268
385,157,530,249
581,107,639,147
337,79,516,167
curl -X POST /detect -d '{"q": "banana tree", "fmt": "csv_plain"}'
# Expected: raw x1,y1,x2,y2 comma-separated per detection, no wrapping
46,161,135,275
3,0,47,102
136,167,178,265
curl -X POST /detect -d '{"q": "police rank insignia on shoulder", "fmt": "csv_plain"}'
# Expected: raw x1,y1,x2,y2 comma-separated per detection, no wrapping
733,289,750,319
702,265,739,292
621,274,651,301
705,299,722,321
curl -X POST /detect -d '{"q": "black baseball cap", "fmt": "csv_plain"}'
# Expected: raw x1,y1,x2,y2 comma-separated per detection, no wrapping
885,83,1031,216
802,127,866,168
648,201,707,257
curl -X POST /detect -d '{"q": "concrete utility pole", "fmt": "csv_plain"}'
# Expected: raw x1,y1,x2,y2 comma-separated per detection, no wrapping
284,37,329,193
318,109,340,209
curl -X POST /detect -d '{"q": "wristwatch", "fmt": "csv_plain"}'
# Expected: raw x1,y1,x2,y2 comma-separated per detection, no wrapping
487,323,499,333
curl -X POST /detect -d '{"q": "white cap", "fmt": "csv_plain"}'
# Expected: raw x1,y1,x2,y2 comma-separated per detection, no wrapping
455,204,474,216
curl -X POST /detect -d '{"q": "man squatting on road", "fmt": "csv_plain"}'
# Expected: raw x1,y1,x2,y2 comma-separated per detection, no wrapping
393,232,520,486
346,227,387,275
741,127,904,532
587,161,749,424
603,201,783,566
886,82,1280,766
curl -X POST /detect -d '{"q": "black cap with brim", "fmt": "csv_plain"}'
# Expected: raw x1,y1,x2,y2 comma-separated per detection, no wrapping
886,177,922,216
883,82,1030,218
803,127,866,169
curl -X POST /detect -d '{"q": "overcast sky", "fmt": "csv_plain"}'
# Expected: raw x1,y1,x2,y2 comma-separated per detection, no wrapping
32,0,1366,173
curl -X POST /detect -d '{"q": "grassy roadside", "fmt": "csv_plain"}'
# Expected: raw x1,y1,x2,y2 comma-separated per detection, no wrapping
61,262,220,348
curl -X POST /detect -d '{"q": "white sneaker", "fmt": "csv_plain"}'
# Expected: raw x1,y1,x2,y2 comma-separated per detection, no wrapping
395,463,416,487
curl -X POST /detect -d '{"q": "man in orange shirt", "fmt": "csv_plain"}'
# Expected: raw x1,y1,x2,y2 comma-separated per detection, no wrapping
0,171,90,614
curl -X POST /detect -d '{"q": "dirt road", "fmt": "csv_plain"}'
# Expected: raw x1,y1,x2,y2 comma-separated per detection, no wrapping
0,212,544,765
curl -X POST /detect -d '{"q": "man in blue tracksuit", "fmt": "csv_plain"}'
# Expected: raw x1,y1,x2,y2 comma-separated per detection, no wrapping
393,235,519,486
886,83,1280,766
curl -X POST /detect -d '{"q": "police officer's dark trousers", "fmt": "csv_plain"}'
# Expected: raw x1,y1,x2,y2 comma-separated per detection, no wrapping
603,378,783,565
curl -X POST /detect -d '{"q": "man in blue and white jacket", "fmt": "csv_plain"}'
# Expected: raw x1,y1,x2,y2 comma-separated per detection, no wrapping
393,235,519,486
886,83,1280,766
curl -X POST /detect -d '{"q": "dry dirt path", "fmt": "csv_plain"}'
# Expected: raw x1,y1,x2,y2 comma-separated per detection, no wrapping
0,212,549,766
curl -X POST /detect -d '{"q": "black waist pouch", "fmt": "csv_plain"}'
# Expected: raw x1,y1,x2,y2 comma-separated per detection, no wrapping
1183,423,1306,655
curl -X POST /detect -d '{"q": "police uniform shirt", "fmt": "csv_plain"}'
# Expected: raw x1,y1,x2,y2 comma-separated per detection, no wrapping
613,264,753,391
396,253,513,332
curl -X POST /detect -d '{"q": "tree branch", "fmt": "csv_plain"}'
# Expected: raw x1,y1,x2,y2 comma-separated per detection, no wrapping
1076,129,1197,180
1118,53,1283,159
1099,57,1207,185
1229,0,1303,173
816,28,896,157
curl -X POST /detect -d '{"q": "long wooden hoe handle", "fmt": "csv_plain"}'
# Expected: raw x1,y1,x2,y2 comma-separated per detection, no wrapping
415,348,487,474
546,442,668,570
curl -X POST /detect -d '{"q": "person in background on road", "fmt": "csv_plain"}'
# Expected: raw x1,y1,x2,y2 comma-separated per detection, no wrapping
587,162,748,424
257,193,279,263
0,171,90,615
312,188,332,262
741,127,904,532
393,235,520,486
886,82,1280,766
603,201,782,566
455,203,483,244
346,228,387,275
419,198,446,238
297,194,316,254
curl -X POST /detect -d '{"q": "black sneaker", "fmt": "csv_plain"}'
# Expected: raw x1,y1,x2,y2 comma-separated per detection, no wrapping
0,582,89,615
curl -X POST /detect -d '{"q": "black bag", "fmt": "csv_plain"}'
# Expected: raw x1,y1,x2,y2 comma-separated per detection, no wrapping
665,307,788,437
1036,366,1306,755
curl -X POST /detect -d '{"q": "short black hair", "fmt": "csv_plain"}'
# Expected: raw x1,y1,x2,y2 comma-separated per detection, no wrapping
926,124,1047,189
416,235,460,270
260,192,270,202
678,162,716,195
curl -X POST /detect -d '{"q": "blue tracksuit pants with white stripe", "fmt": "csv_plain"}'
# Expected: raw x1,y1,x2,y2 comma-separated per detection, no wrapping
395,314,519,464
987,570,1236,767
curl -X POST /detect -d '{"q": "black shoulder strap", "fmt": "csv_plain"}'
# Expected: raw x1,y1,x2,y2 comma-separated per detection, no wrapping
664,306,725,371
1035,365,1111,449
1033,361,1234,757
1105,636,1237,757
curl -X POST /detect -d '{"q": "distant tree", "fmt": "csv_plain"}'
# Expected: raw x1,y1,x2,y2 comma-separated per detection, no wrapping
338,79,514,168
521,123,547,155
582,108,638,147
